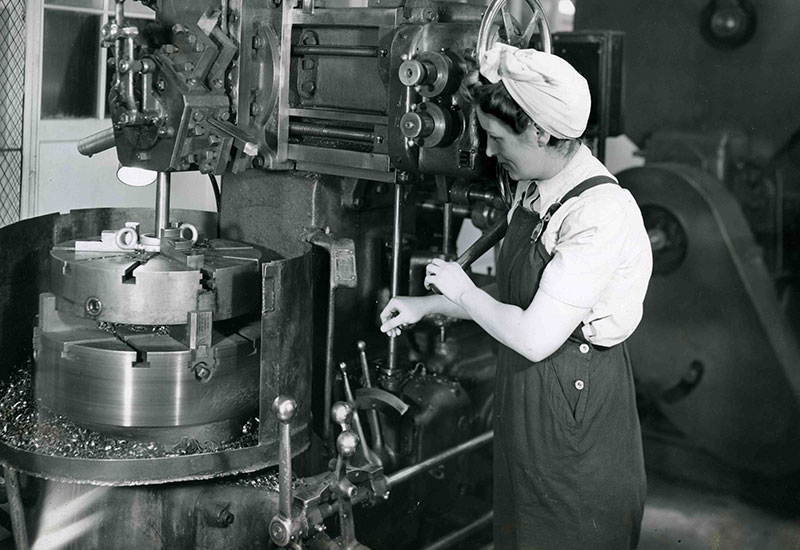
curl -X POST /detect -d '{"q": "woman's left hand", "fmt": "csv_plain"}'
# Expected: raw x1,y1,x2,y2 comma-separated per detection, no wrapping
424,259,476,305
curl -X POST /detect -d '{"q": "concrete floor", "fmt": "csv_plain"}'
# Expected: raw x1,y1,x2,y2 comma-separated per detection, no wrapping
2,474,800,549
640,474,800,550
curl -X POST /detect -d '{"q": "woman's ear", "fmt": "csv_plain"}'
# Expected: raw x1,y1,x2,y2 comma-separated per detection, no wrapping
536,128,551,147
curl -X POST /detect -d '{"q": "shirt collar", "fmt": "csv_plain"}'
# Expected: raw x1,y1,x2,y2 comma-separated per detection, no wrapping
519,144,592,213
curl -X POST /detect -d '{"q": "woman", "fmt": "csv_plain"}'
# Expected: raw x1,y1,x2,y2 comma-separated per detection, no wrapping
380,44,652,549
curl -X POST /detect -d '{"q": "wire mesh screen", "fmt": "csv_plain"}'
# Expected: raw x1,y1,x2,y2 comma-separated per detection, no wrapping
0,0,26,228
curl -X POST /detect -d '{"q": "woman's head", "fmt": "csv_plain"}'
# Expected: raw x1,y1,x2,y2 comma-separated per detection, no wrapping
470,44,591,179
471,79,576,180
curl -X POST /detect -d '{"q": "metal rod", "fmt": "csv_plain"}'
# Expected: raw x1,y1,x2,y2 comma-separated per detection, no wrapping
289,122,374,143
5,466,29,550
155,172,171,236
77,127,116,157
386,181,404,379
442,202,453,256
339,362,371,462
457,215,508,269
357,341,383,450
220,0,228,35
419,511,493,550
319,431,493,522
387,431,493,487
322,284,336,441
124,35,137,113
292,45,379,57
775,170,784,274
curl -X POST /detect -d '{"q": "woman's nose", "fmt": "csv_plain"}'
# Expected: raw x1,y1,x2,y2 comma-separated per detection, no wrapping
486,140,497,157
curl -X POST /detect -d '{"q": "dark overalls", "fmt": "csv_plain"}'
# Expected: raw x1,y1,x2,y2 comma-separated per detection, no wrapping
493,176,646,550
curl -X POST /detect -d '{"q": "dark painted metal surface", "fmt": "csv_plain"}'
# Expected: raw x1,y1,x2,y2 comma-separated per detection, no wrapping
620,164,800,475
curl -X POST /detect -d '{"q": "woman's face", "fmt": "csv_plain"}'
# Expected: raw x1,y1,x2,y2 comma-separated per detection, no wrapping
477,109,544,181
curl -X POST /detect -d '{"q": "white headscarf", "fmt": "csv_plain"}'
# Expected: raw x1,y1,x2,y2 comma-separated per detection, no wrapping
479,43,591,140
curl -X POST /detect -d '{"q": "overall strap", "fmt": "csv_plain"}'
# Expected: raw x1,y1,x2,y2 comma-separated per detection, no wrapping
559,175,618,205
530,175,618,243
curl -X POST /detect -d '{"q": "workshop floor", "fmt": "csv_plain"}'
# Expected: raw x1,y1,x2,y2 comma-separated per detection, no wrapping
2,474,800,549
639,474,800,550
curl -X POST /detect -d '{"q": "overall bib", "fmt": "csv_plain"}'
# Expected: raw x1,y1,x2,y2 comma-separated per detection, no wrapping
493,176,646,550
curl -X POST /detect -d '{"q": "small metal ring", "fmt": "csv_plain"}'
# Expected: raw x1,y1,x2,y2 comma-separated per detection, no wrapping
178,223,199,245
115,227,139,250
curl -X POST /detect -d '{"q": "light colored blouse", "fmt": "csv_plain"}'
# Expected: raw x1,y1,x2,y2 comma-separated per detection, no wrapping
510,144,653,347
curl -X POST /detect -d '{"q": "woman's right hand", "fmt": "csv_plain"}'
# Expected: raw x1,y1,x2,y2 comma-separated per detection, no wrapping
379,296,431,337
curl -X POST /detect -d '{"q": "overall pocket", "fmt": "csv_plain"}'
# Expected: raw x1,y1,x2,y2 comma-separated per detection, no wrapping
544,344,590,429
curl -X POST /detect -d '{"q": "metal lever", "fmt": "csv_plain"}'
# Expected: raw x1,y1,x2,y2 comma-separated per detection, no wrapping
428,215,508,295
339,363,377,464
269,396,298,547
330,403,370,550
356,341,383,451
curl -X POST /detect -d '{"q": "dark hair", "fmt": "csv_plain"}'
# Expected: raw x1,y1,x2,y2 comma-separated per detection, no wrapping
471,81,532,134
469,78,573,150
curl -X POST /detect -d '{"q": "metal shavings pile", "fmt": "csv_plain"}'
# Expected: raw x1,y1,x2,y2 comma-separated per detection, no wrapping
0,365,258,460
231,471,283,491
97,321,171,337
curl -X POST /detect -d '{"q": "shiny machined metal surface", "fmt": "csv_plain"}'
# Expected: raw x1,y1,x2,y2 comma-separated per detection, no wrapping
50,238,265,325
35,319,260,434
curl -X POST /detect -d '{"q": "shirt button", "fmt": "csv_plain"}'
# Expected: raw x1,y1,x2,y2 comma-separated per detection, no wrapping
575,379,585,390
579,343,590,354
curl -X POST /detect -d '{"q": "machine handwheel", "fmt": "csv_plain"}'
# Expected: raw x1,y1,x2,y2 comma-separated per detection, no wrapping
476,0,552,61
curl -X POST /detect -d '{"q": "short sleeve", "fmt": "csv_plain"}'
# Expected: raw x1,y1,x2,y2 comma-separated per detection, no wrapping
538,195,628,309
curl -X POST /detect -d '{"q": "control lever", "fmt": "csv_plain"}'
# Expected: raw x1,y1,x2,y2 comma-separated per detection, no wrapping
339,362,379,465
330,402,370,550
356,341,383,451
269,396,300,547
427,215,508,295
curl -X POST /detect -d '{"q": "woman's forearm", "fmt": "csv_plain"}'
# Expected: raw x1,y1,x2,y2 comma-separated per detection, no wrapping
456,287,588,362
423,294,472,320
423,282,499,321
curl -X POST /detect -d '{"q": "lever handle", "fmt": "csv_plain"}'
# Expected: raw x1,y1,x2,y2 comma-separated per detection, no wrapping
269,395,297,547
357,341,384,450
340,362,373,463
428,215,508,294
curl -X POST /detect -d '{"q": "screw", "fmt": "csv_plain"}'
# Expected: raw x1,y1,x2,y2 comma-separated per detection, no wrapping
301,80,316,94
250,103,262,116
193,363,212,382
118,60,130,73
193,111,205,121
195,41,205,52
217,110,231,121
212,78,224,89
187,78,199,86
161,44,179,55
186,33,197,45
252,154,265,168
253,36,265,49
270,523,287,541
194,125,206,136
156,79,167,91
218,509,234,525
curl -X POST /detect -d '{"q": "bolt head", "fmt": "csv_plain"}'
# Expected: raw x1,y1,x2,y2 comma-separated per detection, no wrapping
357,340,367,352
272,396,297,423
